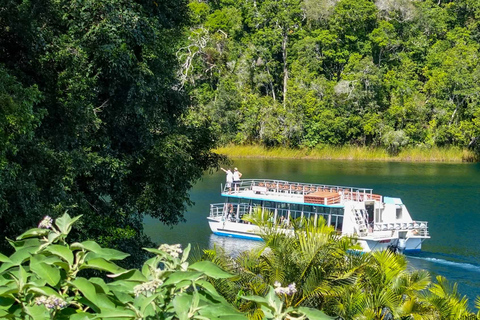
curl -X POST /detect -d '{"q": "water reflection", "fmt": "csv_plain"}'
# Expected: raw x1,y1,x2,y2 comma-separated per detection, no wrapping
208,234,263,257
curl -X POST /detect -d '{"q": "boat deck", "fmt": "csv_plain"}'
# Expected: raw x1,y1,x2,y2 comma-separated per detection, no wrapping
223,179,381,205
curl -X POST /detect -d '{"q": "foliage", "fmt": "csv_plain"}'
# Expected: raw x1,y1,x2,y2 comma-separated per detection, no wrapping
0,0,224,263
0,213,246,319
181,0,480,158
202,216,480,319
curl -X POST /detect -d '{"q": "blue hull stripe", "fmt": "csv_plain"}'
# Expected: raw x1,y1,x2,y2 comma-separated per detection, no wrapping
213,231,263,241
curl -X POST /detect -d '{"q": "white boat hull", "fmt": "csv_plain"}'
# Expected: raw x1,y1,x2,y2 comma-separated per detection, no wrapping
208,218,263,241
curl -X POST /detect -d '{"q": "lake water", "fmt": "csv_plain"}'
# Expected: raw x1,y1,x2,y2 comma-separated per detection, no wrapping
144,159,480,306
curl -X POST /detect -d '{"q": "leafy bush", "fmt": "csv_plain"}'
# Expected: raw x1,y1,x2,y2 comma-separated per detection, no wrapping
0,213,246,319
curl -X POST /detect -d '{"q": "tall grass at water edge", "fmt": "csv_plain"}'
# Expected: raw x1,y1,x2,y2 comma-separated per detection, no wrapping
214,145,476,162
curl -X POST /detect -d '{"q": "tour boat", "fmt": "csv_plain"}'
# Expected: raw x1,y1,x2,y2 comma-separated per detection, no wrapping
207,179,430,252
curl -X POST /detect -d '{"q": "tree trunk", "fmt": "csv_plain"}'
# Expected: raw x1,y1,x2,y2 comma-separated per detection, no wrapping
282,32,288,108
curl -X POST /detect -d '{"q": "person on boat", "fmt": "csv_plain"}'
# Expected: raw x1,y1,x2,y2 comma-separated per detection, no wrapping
221,168,234,193
233,167,242,192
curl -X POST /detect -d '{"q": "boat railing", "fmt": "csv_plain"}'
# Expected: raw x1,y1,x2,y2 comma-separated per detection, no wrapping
209,203,225,218
373,221,429,237
222,179,379,202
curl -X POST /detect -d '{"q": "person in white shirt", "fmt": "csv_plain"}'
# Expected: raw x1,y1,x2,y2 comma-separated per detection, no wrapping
221,168,234,193
233,167,242,192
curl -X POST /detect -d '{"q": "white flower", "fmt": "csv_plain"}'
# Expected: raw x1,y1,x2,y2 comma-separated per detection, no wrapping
159,244,183,258
35,295,67,309
38,216,53,229
134,279,164,297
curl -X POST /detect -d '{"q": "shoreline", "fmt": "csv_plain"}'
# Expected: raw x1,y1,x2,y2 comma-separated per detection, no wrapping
214,145,477,163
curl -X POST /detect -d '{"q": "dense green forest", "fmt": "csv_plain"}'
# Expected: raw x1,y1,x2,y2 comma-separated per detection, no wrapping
182,0,480,155
0,0,223,264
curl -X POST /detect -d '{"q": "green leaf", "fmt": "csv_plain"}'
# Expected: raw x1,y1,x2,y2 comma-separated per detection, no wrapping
163,271,203,286
28,286,62,298
71,278,98,304
172,293,192,320
72,241,129,260
297,307,334,319
93,309,136,318
241,295,268,304
111,289,134,304
16,228,50,240
46,245,74,265
81,257,125,274
69,312,96,320
198,303,247,319
9,238,41,250
0,281,18,296
9,246,38,265
24,305,50,320
181,244,191,263
189,261,233,279
55,213,82,235
89,277,111,294
108,269,147,282
0,253,11,263
30,258,61,287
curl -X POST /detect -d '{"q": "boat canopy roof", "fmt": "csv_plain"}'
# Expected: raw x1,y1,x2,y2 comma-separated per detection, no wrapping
221,179,382,207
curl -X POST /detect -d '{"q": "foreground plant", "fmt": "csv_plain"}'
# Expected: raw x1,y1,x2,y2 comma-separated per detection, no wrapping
0,213,246,319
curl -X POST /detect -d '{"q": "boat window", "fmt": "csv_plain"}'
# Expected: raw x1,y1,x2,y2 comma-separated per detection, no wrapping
396,206,402,219
330,208,344,216
375,208,382,223
336,216,343,232
303,205,314,213
316,206,328,214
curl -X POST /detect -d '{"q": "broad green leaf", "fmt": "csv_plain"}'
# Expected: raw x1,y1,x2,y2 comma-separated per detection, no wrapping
89,277,111,294
8,238,41,250
9,246,38,265
94,292,117,311
108,269,147,282
0,310,9,317
111,289,134,304
0,281,18,295
198,303,247,319
0,296,15,309
81,257,125,274
28,286,62,298
107,280,138,293
172,293,192,320
46,245,74,265
189,261,233,279
297,307,334,319
18,265,29,290
55,213,82,235
72,241,129,260
137,293,160,313
163,271,202,286
71,277,98,304
69,312,96,320
93,309,136,318
0,262,14,274
16,228,49,240
241,295,268,304
195,279,227,302
24,305,50,320
0,253,11,263
30,259,61,287
181,244,191,263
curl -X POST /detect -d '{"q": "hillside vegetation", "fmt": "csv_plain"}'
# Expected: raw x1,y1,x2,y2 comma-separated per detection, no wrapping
181,0,480,157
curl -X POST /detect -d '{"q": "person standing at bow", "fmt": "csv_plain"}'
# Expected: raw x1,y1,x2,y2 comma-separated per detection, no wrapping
221,168,234,193
233,167,242,192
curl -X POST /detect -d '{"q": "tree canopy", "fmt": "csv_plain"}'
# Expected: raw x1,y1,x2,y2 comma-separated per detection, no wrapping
182,0,480,155
0,0,222,264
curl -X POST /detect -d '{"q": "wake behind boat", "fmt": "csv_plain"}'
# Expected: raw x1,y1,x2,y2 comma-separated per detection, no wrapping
207,179,430,252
